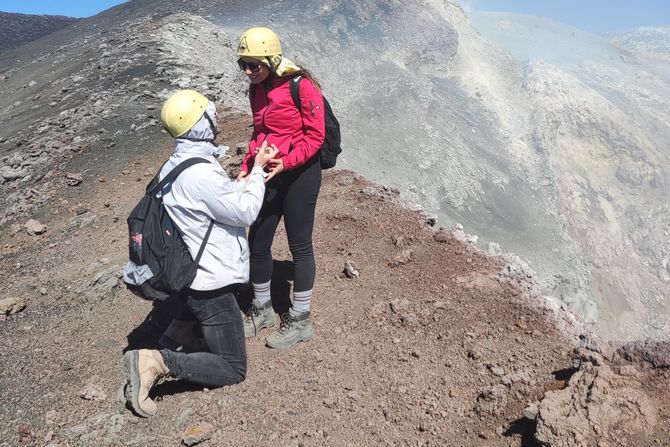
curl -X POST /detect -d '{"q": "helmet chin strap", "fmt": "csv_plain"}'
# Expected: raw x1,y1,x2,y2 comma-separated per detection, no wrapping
178,112,219,146
204,112,219,141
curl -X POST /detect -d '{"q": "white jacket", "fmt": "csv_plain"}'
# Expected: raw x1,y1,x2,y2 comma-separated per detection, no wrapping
159,139,265,291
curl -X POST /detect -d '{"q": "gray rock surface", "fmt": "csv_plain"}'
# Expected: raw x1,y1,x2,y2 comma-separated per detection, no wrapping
23,219,46,235
0,296,26,315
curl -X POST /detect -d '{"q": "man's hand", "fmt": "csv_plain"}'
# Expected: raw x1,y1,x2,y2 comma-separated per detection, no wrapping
236,170,248,181
254,140,279,169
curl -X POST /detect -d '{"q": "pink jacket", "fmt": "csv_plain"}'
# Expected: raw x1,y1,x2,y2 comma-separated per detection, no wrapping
241,75,325,173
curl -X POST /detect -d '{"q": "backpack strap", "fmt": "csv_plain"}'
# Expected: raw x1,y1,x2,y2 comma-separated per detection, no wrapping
289,75,303,112
290,75,307,137
148,157,210,195
193,218,215,265
150,156,215,266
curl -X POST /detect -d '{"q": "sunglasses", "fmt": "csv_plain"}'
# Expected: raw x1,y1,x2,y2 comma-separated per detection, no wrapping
237,59,263,72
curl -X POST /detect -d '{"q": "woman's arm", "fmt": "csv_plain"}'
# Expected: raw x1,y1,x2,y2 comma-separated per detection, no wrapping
281,79,325,170
238,139,255,180
238,85,260,178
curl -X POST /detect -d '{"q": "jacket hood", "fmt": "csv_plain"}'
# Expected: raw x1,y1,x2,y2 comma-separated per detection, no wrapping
174,101,227,158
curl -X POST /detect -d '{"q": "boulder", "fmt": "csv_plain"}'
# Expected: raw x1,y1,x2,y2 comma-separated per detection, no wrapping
535,356,657,446
0,297,26,316
24,219,46,235
181,422,214,446
1,166,28,181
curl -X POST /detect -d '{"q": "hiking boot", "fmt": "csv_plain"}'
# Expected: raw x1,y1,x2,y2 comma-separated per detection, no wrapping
266,312,314,349
158,318,205,352
122,349,168,417
243,300,276,338
117,381,128,404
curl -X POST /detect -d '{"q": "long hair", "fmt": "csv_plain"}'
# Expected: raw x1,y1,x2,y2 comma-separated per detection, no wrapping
266,62,322,92
292,67,321,92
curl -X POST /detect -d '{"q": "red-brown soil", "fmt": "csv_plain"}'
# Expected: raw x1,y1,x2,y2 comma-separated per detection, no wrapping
0,114,668,447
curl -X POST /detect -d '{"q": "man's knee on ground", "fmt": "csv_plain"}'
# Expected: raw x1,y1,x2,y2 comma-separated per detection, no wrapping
234,366,247,384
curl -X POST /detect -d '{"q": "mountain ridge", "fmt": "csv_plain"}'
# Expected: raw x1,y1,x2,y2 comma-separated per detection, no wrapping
0,11,79,53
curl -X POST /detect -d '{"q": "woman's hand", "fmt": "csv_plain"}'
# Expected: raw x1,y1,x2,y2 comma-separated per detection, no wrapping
254,140,279,169
265,157,285,182
236,170,248,181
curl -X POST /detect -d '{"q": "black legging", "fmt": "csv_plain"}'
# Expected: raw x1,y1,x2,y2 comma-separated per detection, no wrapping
249,154,321,292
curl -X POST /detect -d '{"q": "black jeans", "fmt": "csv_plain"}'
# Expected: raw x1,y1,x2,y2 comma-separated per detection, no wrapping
160,285,246,387
249,154,321,292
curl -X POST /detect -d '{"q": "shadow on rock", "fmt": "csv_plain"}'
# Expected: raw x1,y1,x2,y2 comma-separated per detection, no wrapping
124,262,295,352
150,379,208,399
551,366,578,382
124,295,185,353
504,417,541,447
270,260,294,315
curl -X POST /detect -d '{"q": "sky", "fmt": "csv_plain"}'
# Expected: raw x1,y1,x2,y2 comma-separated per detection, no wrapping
0,1,669,32
461,0,670,34
0,1,128,18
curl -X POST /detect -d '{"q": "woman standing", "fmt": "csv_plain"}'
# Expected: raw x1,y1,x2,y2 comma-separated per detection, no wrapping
236,27,325,349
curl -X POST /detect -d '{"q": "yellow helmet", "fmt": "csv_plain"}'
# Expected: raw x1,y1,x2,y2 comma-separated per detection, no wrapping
161,90,209,138
237,27,282,57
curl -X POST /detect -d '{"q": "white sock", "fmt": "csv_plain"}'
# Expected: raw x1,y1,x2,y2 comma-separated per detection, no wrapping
252,280,271,307
290,289,312,316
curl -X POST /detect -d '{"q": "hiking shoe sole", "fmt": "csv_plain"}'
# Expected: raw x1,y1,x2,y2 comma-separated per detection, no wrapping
122,350,153,418
117,382,128,404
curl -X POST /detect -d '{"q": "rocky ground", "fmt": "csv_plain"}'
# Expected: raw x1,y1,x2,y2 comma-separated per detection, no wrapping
0,112,669,446
1,4,669,447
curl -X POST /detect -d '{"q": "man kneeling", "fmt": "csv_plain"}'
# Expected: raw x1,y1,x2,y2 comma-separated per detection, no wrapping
123,90,277,417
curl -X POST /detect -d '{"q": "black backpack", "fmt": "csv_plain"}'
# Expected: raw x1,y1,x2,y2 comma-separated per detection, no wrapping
124,157,214,301
289,75,342,169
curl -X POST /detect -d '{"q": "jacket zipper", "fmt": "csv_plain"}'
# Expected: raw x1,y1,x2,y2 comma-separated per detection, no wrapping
261,106,268,133
260,82,270,136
